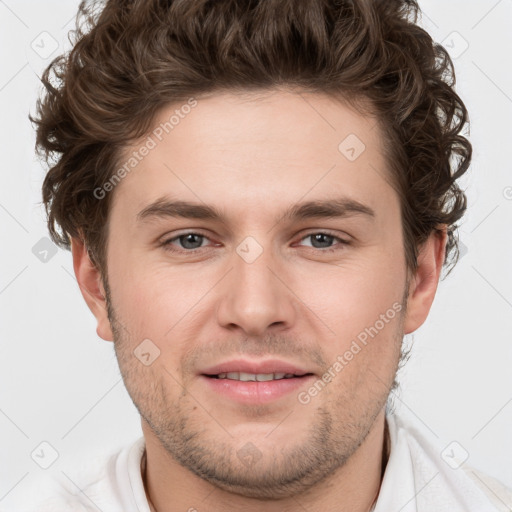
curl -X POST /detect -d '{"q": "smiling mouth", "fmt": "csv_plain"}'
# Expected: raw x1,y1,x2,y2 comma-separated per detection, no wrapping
205,372,314,381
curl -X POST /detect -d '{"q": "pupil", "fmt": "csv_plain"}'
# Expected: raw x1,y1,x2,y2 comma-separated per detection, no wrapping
311,233,333,248
181,234,203,249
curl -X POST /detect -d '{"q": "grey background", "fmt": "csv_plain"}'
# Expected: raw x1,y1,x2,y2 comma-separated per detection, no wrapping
1,0,511,507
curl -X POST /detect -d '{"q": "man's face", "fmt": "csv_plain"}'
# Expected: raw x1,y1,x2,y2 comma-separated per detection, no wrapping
99,90,411,497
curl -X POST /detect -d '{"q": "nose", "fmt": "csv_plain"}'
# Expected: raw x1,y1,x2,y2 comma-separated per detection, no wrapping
216,244,296,337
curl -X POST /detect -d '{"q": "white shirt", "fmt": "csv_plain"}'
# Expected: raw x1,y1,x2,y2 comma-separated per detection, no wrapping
15,411,512,512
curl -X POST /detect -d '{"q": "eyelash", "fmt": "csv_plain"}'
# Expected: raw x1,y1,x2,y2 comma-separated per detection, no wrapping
160,231,350,254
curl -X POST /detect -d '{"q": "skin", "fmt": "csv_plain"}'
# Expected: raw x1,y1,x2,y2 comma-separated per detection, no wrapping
72,89,447,512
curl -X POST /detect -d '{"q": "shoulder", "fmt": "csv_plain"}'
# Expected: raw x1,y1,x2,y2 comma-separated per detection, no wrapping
461,466,512,511
386,410,512,511
10,437,147,512
5,471,93,512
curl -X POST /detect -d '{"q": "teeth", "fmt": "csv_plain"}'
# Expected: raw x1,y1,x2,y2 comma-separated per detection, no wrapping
256,373,274,381
216,372,295,381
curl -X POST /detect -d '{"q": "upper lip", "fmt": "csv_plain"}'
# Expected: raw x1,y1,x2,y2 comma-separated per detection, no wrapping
200,359,313,376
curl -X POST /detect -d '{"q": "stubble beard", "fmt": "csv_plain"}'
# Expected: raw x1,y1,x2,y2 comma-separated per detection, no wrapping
104,276,407,499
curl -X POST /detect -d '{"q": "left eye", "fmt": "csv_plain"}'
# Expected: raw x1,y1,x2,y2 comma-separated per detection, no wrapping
297,232,349,250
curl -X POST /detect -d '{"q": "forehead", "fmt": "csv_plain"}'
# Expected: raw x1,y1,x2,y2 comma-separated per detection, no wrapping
110,89,396,226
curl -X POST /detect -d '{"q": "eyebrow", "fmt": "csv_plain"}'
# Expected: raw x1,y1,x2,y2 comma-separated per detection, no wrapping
136,197,376,224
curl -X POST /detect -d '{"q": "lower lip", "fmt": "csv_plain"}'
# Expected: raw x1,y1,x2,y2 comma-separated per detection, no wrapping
199,374,315,404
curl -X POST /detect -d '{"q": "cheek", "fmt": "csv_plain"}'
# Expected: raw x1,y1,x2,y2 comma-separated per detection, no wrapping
107,251,216,342
298,253,405,341
307,265,405,402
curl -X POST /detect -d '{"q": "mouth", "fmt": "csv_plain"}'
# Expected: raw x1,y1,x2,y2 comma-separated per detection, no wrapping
205,372,314,381
199,359,316,404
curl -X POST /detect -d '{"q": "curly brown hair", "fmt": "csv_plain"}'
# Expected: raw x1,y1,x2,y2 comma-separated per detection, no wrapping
31,0,471,279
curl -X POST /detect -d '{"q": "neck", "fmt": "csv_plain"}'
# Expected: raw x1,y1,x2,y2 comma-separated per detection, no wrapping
142,409,389,512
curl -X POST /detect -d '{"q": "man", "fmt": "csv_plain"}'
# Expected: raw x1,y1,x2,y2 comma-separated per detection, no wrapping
28,0,511,510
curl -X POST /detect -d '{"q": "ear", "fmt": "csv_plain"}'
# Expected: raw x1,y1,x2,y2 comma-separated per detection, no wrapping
71,237,114,342
403,226,448,335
